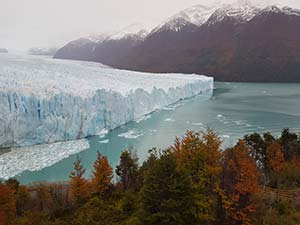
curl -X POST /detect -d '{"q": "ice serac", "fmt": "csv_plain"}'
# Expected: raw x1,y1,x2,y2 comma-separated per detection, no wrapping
0,54,213,148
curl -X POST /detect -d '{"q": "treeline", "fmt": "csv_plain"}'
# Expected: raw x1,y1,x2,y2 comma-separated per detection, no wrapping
1,129,300,225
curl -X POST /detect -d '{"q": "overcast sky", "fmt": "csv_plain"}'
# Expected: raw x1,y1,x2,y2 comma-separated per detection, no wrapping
1,0,300,50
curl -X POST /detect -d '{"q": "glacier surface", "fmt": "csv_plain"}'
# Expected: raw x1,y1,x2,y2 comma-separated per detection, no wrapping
0,54,213,147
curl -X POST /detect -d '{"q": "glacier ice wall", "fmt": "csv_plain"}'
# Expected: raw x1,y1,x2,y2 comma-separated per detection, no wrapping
0,54,213,147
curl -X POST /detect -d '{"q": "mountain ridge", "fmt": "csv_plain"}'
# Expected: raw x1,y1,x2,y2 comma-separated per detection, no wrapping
54,1,300,82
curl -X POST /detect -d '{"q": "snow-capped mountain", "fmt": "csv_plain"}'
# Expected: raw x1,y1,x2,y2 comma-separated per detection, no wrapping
62,34,109,48
151,4,219,33
54,33,110,61
262,5,300,16
92,24,149,67
151,0,300,32
151,0,261,33
84,34,110,43
108,23,149,41
206,0,260,25
55,1,300,82
54,25,149,62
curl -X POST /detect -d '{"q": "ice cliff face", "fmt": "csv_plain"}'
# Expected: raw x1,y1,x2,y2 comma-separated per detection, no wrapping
0,54,213,147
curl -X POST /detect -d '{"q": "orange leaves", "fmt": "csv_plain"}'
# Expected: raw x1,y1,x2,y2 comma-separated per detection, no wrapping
91,152,113,195
69,152,113,201
0,183,16,225
171,129,222,178
69,158,90,204
8,129,300,224
222,140,261,225
266,142,284,172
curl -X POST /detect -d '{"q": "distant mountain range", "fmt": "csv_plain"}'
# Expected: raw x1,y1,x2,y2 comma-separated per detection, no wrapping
54,0,300,82
54,24,148,65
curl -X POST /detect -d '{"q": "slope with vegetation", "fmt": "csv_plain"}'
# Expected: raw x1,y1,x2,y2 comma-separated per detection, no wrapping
1,128,300,224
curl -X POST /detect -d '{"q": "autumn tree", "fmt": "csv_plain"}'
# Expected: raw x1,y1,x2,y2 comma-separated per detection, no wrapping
244,133,265,166
0,182,16,225
15,185,30,216
73,197,123,225
5,179,29,216
91,152,113,195
8,211,69,225
170,129,222,224
116,149,158,222
244,132,279,171
273,157,300,189
47,183,72,218
265,142,284,172
116,150,139,191
29,183,53,213
280,128,300,160
140,151,197,225
263,132,276,147
69,157,90,205
138,149,160,186
221,140,261,225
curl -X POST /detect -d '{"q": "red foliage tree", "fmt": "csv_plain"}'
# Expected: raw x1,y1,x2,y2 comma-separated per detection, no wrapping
265,142,284,172
91,152,113,195
0,183,16,225
69,157,90,205
222,140,261,225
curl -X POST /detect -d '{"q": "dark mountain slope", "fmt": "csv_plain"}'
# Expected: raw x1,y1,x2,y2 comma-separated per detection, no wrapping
115,12,300,82
54,3,300,82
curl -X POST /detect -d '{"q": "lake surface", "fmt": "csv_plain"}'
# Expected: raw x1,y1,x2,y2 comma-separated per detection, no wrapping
14,82,300,184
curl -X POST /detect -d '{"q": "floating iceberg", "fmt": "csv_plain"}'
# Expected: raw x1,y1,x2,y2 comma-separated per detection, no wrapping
118,129,143,139
0,54,213,147
0,138,90,180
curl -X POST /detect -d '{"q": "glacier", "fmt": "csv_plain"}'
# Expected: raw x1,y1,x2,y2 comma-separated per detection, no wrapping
0,54,213,148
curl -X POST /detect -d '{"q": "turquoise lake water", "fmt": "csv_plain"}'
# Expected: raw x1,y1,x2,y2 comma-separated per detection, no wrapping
16,82,300,184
